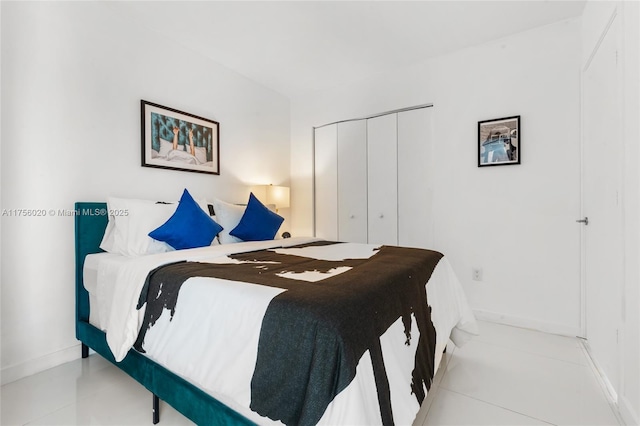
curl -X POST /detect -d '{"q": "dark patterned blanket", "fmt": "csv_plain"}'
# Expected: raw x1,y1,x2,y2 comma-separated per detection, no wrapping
134,242,443,425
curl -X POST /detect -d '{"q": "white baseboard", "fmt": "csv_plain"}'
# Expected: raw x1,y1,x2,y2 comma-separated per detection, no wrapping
1,344,82,386
581,339,638,425
473,309,582,338
579,339,618,402
618,394,639,426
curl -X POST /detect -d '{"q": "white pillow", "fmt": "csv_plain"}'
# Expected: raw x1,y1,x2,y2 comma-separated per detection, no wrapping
147,237,175,254
194,146,207,164
99,217,116,253
167,149,197,164
104,197,177,256
212,198,246,244
158,138,173,157
100,198,133,254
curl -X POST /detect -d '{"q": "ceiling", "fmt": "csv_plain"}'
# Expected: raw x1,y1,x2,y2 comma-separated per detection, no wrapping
107,1,586,99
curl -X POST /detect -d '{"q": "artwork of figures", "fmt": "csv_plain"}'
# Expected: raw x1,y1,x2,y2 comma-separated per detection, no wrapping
142,100,220,175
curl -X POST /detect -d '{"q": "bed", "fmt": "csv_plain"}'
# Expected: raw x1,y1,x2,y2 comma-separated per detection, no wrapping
75,195,477,425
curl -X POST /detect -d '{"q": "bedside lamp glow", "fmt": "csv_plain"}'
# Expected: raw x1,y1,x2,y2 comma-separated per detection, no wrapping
256,185,290,212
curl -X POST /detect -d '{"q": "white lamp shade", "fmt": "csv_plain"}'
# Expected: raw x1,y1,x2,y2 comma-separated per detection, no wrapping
265,185,290,209
253,185,290,209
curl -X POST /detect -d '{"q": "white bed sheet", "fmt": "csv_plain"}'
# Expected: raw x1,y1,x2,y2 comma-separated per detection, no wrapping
83,252,130,330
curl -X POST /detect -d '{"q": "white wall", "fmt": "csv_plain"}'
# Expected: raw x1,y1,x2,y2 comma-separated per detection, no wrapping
0,2,290,383
291,19,582,335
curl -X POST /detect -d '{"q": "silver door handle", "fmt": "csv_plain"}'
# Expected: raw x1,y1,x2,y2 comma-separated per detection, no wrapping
576,217,589,225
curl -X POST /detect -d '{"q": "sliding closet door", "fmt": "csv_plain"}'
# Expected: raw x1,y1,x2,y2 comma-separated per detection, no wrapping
314,124,338,240
398,107,433,249
367,114,398,245
337,120,368,243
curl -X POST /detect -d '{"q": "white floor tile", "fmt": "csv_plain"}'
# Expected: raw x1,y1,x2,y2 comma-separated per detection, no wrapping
26,390,194,426
474,321,588,366
413,348,456,426
1,355,116,425
424,388,553,425
1,356,193,426
24,382,149,426
440,339,620,425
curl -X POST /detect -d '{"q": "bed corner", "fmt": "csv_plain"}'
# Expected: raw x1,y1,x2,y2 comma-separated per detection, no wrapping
74,202,108,349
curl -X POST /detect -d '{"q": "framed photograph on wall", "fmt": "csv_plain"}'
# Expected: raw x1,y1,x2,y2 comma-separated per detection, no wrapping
141,100,220,175
478,115,520,167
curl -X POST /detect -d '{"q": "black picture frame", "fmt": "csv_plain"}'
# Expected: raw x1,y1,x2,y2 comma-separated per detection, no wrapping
478,115,520,167
141,100,220,175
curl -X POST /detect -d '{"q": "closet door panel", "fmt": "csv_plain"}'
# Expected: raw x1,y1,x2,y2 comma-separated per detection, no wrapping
314,125,338,240
367,114,398,245
337,120,368,243
398,107,434,249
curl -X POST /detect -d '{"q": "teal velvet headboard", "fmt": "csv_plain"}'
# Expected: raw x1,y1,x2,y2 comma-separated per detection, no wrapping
74,202,108,328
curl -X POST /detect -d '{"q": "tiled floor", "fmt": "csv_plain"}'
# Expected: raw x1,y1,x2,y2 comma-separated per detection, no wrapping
1,321,622,425
418,321,622,426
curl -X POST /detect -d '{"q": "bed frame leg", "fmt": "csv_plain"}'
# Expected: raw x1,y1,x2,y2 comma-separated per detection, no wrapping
81,343,89,359
153,394,160,424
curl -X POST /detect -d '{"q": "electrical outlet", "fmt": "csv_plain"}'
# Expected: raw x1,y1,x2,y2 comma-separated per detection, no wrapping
472,268,483,281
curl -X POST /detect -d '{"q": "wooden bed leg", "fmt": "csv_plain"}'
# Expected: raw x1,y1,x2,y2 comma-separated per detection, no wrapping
81,343,89,359
153,394,160,424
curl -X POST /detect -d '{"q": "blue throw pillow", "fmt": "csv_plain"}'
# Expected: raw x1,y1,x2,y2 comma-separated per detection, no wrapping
230,193,284,241
149,189,223,250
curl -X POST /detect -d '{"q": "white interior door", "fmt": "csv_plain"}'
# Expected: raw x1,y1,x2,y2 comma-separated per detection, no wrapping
314,124,338,240
337,120,368,243
582,15,622,394
367,113,398,245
